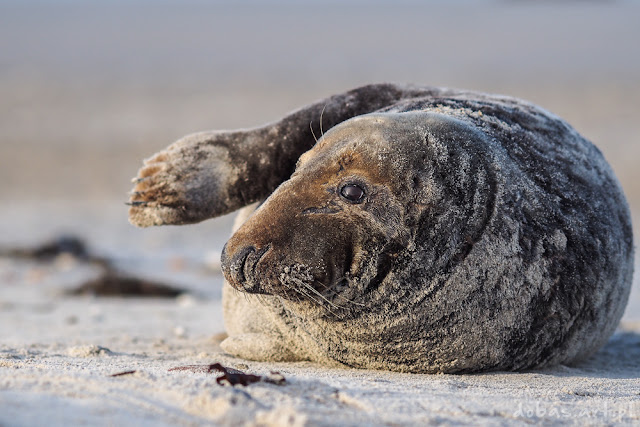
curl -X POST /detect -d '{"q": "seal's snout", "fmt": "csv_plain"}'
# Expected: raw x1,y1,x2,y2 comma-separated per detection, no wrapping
221,243,269,294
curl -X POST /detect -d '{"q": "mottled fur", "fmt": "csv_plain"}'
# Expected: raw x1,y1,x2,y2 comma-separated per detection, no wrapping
129,84,634,373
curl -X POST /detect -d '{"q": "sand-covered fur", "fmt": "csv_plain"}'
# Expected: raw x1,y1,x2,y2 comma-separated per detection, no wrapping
129,84,634,373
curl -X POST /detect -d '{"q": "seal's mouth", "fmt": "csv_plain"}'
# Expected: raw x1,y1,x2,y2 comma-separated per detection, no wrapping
270,245,365,311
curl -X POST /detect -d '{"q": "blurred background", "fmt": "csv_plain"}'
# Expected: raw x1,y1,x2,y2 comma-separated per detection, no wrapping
0,1,638,315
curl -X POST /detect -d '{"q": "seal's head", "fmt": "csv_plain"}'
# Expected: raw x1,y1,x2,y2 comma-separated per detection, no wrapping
221,114,412,312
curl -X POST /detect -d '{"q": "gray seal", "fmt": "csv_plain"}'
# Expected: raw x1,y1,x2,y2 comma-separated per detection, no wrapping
129,84,634,373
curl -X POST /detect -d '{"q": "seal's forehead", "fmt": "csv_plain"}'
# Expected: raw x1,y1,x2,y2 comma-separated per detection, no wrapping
295,111,484,180
297,114,407,170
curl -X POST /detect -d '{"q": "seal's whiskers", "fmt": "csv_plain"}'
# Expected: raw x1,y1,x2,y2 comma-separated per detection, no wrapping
302,281,345,310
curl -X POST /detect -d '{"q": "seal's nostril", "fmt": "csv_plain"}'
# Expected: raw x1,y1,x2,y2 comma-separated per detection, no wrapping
222,244,273,294
222,245,256,285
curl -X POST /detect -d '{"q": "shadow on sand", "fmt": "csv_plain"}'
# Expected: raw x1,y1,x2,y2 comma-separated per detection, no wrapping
550,331,640,379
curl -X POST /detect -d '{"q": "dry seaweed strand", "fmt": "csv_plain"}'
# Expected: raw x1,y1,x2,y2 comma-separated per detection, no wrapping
110,370,137,377
168,363,285,386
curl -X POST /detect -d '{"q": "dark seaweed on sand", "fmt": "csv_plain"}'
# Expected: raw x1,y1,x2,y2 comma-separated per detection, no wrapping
67,272,185,298
1,234,187,298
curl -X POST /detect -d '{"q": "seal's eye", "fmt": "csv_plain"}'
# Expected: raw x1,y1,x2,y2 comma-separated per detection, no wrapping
340,184,365,203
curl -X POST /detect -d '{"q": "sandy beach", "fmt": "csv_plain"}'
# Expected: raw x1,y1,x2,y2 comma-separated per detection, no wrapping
1,1,639,425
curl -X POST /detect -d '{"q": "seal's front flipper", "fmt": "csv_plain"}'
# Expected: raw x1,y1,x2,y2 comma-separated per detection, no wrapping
128,83,445,227
220,333,304,362
128,124,306,227
128,131,243,227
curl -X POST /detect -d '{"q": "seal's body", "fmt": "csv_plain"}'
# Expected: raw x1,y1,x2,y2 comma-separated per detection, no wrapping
129,84,633,373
